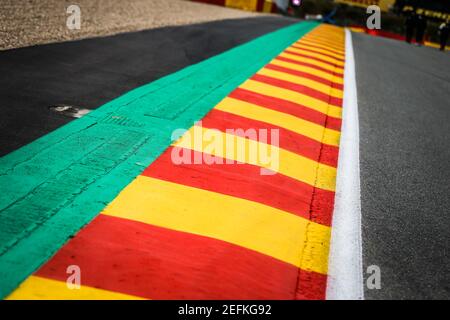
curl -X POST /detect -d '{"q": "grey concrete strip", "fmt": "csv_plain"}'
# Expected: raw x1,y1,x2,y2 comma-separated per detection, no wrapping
352,32,450,299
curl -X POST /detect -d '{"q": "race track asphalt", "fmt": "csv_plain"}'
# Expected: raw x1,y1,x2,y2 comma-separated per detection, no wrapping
352,32,450,299
1,17,449,299
0,16,297,156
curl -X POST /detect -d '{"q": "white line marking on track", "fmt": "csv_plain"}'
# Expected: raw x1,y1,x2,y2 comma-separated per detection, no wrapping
326,29,364,300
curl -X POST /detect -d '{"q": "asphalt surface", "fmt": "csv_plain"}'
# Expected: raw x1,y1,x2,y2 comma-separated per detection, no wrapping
0,16,297,156
352,32,450,299
1,16,449,299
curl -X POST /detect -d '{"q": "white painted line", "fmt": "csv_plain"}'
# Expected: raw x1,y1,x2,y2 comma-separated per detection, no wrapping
326,29,364,300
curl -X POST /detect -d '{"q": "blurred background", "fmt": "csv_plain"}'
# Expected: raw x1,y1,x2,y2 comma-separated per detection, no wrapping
193,0,450,45
2,0,448,50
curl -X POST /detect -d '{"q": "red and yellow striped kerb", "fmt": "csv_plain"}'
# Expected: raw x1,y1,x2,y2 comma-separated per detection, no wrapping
8,24,346,300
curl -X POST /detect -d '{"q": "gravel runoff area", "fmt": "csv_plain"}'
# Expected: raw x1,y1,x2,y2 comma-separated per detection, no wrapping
0,0,267,50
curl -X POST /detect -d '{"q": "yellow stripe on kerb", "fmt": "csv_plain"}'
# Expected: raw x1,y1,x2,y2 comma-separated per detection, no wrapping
172,125,337,191
302,35,345,48
305,34,345,43
286,47,345,67
215,97,341,147
306,33,345,41
279,52,344,74
7,276,144,300
270,59,344,85
292,44,345,60
300,38,344,49
102,175,331,275
257,67,343,98
240,80,343,119
296,40,345,55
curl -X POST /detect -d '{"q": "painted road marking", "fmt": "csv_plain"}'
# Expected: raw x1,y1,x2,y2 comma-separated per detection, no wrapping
7,275,143,300
200,109,340,168
275,54,344,78
302,35,346,49
145,148,336,225
228,88,343,131
173,125,337,191
0,21,318,299
240,80,343,118
304,36,345,48
291,44,346,60
102,175,331,274
285,47,346,67
214,97,341,146
297,40,346,55
279,52,345,74
264,63,344,91
251,73,343,106
297,40,345,53
326,29,364,300
270,58,344,84
306,33,345,42
5,23,350,300
27,215,312,299
257,67,344,98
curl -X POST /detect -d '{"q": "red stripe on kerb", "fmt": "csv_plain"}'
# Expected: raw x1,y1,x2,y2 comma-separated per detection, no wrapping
36,214,301,299
229,88,342,132
291,45,346,62
295,269,328,300
146,148,312,220
143,147,335,226
303,36,345,51
251,73,343,107
296,41,345,56
275,56,343,78
285,50,342,69
202,108,339,166
265,63,344,91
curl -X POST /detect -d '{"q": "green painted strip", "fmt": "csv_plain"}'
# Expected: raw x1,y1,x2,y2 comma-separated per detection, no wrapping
0,21,318,298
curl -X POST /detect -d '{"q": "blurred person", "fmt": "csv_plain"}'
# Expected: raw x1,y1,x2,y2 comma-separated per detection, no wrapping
415,14,427,45
438,20,449,51
405,11,416,44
